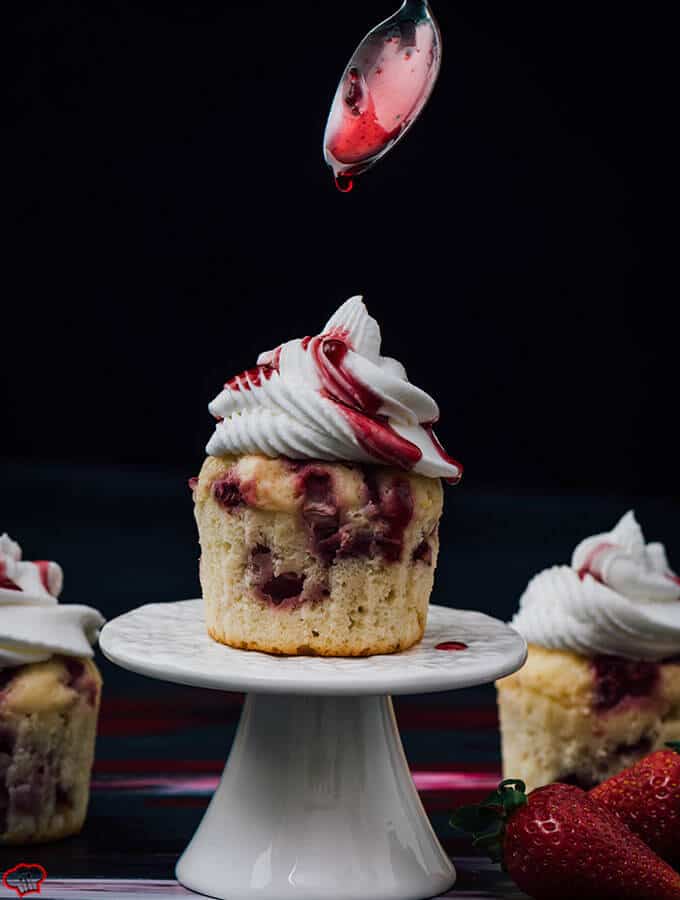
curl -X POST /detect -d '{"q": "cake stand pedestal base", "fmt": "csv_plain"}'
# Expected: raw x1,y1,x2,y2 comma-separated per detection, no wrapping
100,600,527,900
177,694,454,900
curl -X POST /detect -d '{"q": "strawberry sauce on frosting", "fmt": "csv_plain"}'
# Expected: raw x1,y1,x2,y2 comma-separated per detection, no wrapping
511,512,680,661
206,296,462,482
0,534,104,668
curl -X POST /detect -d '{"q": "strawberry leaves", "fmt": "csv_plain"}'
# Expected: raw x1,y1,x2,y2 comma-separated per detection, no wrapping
451,778,528,864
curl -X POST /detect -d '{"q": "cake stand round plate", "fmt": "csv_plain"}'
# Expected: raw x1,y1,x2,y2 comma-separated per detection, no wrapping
100,601,526,900
100,599,526,696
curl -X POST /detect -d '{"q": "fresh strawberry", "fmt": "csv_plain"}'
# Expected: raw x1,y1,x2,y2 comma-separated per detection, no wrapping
590,743,680,867
452,778,680,900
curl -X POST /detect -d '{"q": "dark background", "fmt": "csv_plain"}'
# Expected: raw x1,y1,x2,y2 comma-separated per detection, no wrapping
4,0,673,492
3,1,677,634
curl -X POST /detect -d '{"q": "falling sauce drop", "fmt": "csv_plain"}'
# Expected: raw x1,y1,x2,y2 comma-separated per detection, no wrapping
335,174,354,193
435,641,468,652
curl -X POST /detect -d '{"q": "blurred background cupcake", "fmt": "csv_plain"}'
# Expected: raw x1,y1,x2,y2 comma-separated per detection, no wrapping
497,512,680,792
0,534,104,844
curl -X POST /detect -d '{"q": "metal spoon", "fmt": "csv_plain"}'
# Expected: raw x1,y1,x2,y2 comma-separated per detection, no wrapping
323,0,442,190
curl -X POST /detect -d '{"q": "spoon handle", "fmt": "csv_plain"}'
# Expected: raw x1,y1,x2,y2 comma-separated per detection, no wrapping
400,0,430,16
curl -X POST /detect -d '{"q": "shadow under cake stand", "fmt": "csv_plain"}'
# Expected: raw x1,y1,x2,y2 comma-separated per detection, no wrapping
100,600,526,900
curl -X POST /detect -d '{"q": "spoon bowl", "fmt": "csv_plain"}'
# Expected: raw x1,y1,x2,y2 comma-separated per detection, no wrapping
323,0,442,188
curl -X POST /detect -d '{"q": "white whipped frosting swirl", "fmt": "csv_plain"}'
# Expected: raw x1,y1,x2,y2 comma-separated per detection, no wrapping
511,512,680,661
207,297,462,481
0,534,105,668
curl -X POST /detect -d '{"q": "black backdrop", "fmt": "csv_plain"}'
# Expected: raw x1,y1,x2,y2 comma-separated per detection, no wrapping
4,1,675,497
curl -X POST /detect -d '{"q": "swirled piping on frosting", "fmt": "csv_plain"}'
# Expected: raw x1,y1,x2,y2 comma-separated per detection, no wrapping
0,533,104,668
511,512,680,661
206,296,462,482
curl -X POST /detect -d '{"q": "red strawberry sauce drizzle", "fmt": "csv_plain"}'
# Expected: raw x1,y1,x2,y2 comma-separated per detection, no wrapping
0,577,19,590
33,561,52,592
422,424,463,485
435,641,468,651
220,328,463,482
315,332,461,480
312,335,382,416
578,541,680,590
312,330,461,478
0,559,20,591
337,404,423,470
1,559,58,594
576,542,616,583
220,347,282,399
224,363,276,393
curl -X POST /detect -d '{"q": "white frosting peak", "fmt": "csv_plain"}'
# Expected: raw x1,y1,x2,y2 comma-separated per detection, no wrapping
512,512,680,661
572,511,679,604
206,297,462,481
0,534,104,668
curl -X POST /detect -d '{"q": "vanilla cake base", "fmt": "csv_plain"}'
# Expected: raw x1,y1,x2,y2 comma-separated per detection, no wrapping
0,657,102,844
192,454,444,657
497,645,680,792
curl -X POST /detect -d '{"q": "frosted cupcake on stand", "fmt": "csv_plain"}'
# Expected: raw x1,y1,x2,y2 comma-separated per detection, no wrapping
0,534,104,844
192,296,462,657
497,512,680,791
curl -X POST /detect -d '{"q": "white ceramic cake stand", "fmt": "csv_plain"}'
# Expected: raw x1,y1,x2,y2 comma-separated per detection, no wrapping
100,600,526,900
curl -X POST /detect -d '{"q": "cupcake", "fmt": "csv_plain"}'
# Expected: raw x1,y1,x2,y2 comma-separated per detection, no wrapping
497,512,680,792
192,296,462,656
0,534,104,844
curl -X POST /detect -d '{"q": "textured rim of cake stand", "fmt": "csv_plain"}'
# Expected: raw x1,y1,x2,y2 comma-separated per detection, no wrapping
100,602,526,900
99,600,527,697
